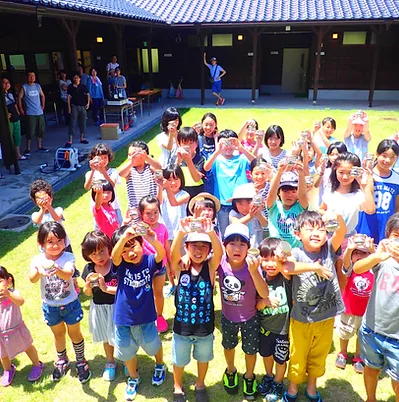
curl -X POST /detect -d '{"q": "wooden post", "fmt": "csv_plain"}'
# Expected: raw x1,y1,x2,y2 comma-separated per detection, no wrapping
113,25,126,70
312,26,330,104
200,30,206,105
251,27,258,103
61,20,80,71
368,26,383,107
148,28,153,89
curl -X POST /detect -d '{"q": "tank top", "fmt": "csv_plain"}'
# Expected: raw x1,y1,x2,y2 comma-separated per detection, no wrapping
173,261,214,337
22,83,43,116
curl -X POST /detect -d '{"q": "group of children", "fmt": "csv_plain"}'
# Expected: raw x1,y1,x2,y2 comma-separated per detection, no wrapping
1,107,399,402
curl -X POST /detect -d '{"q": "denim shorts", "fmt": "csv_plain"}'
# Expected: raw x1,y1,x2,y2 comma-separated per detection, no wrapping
154,265,166,277
359,324,399,382
42,298,84,327
114,322,161,362
171,332,214,367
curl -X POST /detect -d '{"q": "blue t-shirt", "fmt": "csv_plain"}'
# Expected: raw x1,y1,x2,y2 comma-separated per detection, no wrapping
114,254,161,326
356,169,399,243
207,64,223,82
344,134,369,162
268,200,305,248
212,154,249,205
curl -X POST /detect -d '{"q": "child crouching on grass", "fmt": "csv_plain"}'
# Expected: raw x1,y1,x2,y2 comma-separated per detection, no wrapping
111,225,167,401
354,213,399,402
170,217,222,402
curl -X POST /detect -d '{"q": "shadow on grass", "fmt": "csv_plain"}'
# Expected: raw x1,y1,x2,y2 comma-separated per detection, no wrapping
319,378,363,402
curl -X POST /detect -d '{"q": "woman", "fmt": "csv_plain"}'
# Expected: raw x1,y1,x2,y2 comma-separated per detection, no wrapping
114,67,127,99
58,70,71,125
87,68,105,126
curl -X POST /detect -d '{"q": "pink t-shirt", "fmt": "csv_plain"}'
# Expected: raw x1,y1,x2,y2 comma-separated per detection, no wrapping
143,223,169,266
92,204,119,239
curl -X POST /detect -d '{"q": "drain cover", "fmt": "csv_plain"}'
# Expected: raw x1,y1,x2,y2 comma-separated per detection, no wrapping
0,215,31,232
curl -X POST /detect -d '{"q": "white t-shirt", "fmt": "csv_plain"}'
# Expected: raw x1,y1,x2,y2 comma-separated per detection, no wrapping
106,62,119,72
160,189,188,239
322,190,365,234
31,252,77,307
156,132,176,169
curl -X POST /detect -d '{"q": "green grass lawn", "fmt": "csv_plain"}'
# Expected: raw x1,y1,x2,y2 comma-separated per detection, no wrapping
0,108,398,401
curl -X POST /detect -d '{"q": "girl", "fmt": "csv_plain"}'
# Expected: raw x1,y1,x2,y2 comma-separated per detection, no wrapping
313,117,338,154
0,266,43,386
114,67,127,99
238,119,261,152
320,152,375,248
29,222,91,383
255,125,287,169
139,196,171,333
87,67,104,125
92,181,119,240
81,231,117,381
84,143,122,224
156,107,182,168
356,139,399,244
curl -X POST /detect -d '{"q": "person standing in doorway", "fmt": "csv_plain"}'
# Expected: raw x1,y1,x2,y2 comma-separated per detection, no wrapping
17,71,48,156
203,53,226,106
106,56,119,74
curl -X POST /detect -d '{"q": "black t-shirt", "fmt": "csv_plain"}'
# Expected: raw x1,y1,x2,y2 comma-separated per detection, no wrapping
67,83,89,106
82,262,117,305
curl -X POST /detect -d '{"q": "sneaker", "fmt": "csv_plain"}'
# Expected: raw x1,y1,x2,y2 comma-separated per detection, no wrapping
37,147,49,153
282,391,298,402
80,139,89,144
243,374,257,400
125,377,141,401
76,359,91,383
28,361,44,382
195,386,209,402
305,390,323,402
335,353,347,369
215,100,219,106
257,374,274,396
1,364,16,386
163,284,176,298
152,363,166,386
353,358,364,374
23,149,31,156
220,98,225,105
265,381,284,402
156,316,168,333
52,358,70,381
103,362,117,381
65,142,72,148
223,369,238,394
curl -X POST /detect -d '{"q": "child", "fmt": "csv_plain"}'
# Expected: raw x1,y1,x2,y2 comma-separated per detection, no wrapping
356,139,399,244
92,181,119,239
218,223,269,399
266,160,308,248
343,111,371,162
81,231,117,381
189,192,220,228
170,217,223,402
118,141,162,209
139,196,171,333
354,213,399,402
0,266,43,386
156,107,181,168
255,125,287,169
335,235,374,374
204,130,256,236
84,143,123,225
29,222,91,383
313,117,338,154
284,210,347,402
238,119,261,153
111,225,167,401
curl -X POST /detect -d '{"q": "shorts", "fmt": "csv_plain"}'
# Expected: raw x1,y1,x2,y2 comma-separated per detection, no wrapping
359,324,399,382
259,328,290,365
25,114,45,140
42,298,84,327
212,80,222,93
154,265,166,277
336,313,362,340
221,314,259,355
10,121,21,147
171,332,214,366
114,322,161,362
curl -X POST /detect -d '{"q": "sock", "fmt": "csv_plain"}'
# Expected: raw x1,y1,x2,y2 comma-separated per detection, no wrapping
56,349,68,361
73,340,85,362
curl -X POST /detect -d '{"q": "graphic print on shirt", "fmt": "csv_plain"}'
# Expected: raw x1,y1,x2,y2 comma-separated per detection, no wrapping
44,276,71,301
351,276,372,297
123,267,151,299
175,273,213,325
221,275,245,303
276,211,298,236
261,285,289,316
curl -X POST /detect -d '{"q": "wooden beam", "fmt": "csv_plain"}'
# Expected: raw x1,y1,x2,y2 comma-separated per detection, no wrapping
251,27,258,103
200,30,205,105
311,26,330,104
368,26,384,107
113,25,126,70
60,20,80,70
147,28,153,89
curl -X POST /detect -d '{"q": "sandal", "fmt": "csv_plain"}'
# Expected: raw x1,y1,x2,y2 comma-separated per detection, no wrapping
305,390,323,402
18,155,28,160
28,361,44,382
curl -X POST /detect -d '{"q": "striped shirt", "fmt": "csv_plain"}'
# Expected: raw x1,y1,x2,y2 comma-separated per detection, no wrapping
259,148,287,169
126,164,157,209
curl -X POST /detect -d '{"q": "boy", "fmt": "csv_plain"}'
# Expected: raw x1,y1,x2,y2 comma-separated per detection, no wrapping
111,225,167,401
343,111,371,162
170,217,222,402
218,223,269,400
203,52,226,106
284,210,347,402
354,213,399,402
204,129,256,236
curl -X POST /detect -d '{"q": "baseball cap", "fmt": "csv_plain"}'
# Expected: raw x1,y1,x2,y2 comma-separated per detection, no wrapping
278,171,299,189
226,183,255,203
210,57,217,61
223,223,250,243
188,192,221,214
185,232,211,244
352,117,365,125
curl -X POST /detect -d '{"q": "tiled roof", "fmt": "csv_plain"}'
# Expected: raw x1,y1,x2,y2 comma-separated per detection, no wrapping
16,0,164,23
132,0,399,24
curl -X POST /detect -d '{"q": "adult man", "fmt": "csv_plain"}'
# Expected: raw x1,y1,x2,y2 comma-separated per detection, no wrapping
66,72,90,147
18,71,48,155
78,64,90,87
203,53,226,106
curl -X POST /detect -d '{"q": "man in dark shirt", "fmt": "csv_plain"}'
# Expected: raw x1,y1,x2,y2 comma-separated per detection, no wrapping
66,72,90,147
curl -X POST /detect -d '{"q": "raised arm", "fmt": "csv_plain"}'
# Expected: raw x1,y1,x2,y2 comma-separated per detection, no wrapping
266,159,287,209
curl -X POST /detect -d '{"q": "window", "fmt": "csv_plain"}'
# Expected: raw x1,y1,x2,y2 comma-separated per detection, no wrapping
188,35,208,47
9,54,25,70
141,49,159,73
212,34,233,47
0,54,6,71
343,32,367,45
35,53,51,69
